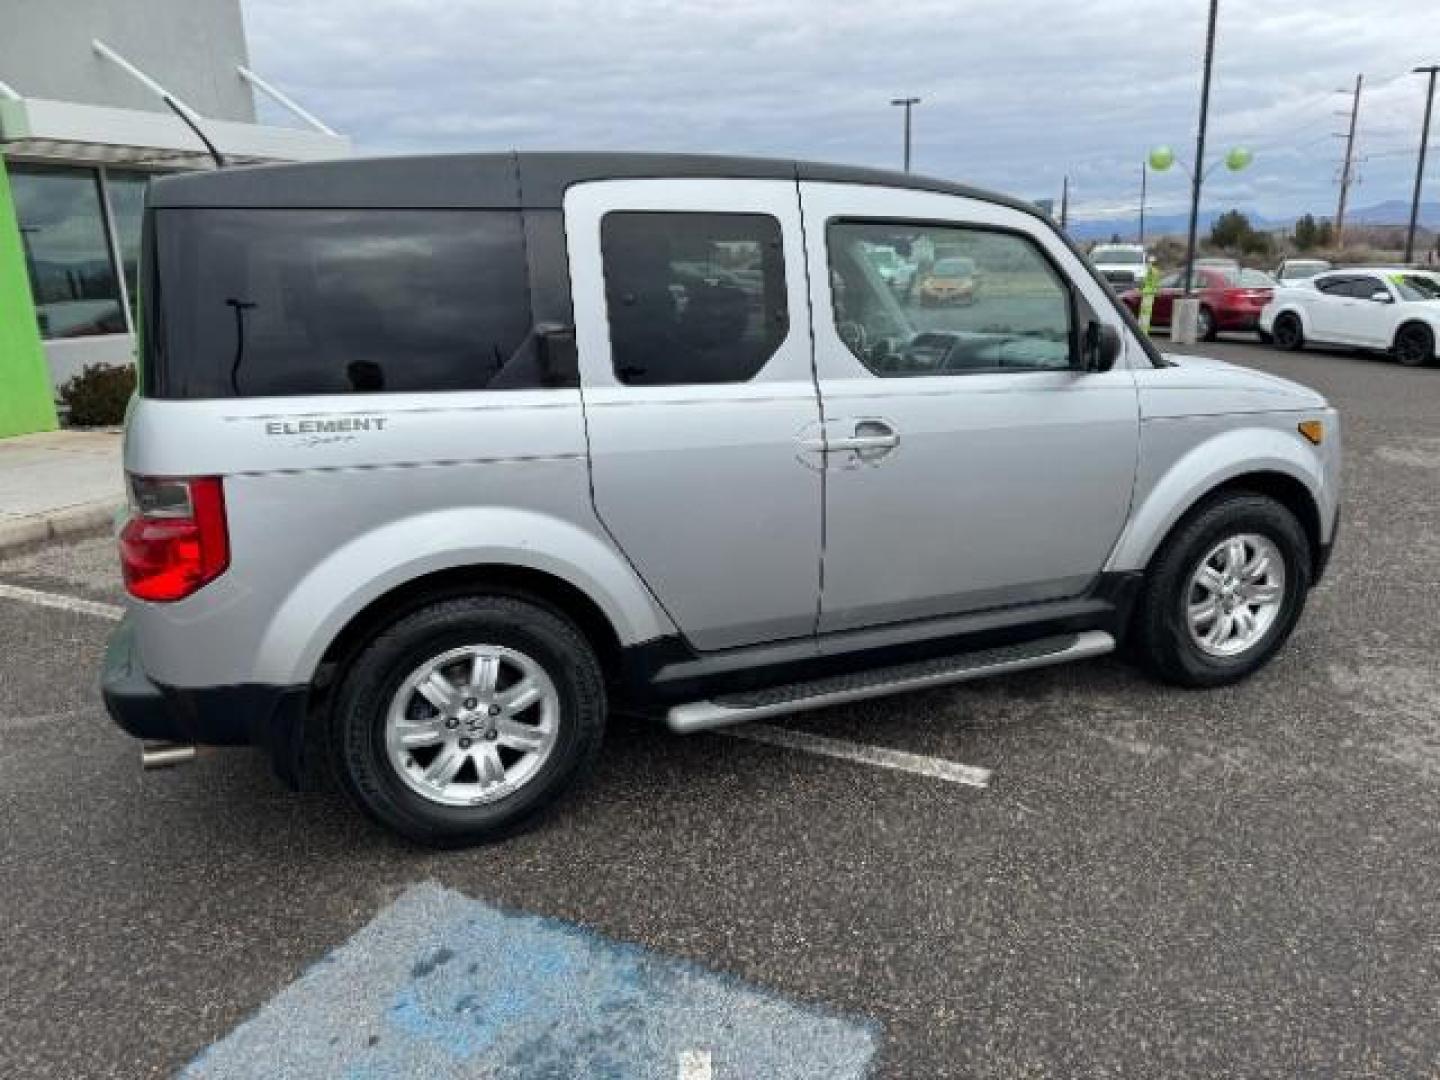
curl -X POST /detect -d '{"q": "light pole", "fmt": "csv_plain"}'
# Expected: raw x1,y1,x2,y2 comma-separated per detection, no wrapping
1139,161,1148,245
1182,0,1220,296
1404,65,1439,264
891,97,921,173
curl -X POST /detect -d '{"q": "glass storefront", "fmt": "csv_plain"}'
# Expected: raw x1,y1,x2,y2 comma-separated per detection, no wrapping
8,164,152,342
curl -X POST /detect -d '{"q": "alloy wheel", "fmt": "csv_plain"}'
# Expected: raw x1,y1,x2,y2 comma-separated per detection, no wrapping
384,645,560,806
1395,325,1433,367
1185,533,1286,658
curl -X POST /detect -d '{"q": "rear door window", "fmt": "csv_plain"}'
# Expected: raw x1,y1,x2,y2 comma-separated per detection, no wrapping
600,211,788,385
147,209,536,398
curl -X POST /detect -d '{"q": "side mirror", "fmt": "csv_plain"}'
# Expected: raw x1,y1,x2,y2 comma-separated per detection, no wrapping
1082,321,1122,372
1370,291,1393,304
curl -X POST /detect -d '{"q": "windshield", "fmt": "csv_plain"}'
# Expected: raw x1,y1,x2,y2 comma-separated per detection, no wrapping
1392,273,1440,301
1093,249,1145,265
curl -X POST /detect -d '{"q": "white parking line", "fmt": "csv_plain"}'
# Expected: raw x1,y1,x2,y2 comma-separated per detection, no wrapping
719,723,992,789
0,581,123,621
678,1049,713,1080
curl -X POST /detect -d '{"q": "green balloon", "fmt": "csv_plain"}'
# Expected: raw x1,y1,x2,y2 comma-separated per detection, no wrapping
1148,146,1175,171
1225,146,1253,171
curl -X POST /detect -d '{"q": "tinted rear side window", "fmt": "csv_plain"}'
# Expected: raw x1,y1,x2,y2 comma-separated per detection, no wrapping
146,209,536,398
600,211,787,386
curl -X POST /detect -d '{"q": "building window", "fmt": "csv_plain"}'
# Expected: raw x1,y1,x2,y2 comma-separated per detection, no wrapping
9,165,126,340
104,171,151,325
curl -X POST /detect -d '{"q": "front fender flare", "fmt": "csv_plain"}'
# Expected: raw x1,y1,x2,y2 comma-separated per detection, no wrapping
251,508,673,686
1106,424,1328,574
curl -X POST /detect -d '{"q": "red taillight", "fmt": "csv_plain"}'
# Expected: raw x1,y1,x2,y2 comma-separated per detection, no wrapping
119,476,230,602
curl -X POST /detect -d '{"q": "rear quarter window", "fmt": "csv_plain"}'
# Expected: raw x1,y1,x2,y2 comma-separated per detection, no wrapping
145,208,542,398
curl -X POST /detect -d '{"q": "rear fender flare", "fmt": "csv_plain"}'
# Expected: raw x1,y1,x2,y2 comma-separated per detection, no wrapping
251,508,673,686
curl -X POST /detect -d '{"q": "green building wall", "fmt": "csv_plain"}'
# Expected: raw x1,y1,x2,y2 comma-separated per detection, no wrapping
0,154,58,437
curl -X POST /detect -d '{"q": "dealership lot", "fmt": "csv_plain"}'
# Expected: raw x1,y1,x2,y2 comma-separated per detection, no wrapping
2,339,1438,1077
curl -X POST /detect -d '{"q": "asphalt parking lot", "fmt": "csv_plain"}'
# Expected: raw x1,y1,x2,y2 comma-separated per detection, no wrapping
2,338,1438,1078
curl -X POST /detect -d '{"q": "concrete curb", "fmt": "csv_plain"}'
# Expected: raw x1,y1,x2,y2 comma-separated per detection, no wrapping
0,500,119,559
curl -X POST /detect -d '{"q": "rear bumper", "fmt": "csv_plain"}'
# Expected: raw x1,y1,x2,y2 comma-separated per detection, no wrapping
1217,307,1264,330
101,617,311,786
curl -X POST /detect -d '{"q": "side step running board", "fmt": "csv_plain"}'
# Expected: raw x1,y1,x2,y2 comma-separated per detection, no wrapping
665,630,1115,734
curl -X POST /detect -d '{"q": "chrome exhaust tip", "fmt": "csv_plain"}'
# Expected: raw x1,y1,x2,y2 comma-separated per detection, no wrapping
141,742,198,770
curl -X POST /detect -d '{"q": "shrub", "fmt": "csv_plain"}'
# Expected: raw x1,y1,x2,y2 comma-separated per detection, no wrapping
58,362,136,427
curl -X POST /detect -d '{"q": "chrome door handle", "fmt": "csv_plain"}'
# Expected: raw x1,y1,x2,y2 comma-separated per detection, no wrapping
828,433,899,451
833,420,899,464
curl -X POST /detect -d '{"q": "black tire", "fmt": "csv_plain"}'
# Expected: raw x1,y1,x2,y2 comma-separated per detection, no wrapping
1197,305,1217,342
1272,312,1304,352
1393,322,1436,368
329,595,605,847
1257,329,1273,345
1133,493,1311,688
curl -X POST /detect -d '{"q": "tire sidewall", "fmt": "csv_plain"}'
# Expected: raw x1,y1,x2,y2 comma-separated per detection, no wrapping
1147,496,1311,687
1395,325,1434,367
1275,314,1302,351
1198,306,1216,341
333,599,603,845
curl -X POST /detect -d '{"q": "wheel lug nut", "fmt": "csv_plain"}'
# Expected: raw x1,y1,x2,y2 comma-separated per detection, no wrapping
488,705,502,717
444,717,459,729
485,730,498,740
463,698,478,710
459,737,472,749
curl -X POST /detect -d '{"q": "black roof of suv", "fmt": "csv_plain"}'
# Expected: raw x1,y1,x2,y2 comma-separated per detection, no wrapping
147,151,1050,215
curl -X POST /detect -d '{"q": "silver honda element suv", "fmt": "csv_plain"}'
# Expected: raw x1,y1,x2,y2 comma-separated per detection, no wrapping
102,153,1341,846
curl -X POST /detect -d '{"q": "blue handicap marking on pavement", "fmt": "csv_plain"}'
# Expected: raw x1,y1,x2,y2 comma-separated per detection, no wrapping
183,882,879,1078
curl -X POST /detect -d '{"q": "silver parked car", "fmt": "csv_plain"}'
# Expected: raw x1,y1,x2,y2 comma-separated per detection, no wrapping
102,153,1341,846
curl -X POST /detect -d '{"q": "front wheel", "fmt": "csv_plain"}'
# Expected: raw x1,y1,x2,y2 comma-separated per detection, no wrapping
1394,323,1436,367
1133,493,1311,688
329,595,605,846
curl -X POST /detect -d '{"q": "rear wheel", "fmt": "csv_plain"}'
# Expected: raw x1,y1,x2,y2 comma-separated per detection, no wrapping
1394,322,1436,367
1272,312,1304,352
1133,493,1311,688
1197,305,1217,342
330,595,605,846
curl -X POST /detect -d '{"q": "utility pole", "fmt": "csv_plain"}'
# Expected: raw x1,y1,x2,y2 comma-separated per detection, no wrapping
1060,174,1070,230
1182,0,1219,296
1139,161,1147,244
1404,66,1439,264
890,97,921,173
1334,73,1363,248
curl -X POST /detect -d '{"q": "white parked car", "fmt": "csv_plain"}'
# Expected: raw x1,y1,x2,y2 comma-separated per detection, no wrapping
1274,258,1332,285
1260,268,1440,366
1090,243,1148,289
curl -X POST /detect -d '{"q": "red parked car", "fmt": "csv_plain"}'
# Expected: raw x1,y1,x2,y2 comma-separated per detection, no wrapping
1119,266,1276,341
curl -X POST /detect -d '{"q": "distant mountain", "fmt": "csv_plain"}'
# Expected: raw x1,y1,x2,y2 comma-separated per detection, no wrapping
1064,200,1438,243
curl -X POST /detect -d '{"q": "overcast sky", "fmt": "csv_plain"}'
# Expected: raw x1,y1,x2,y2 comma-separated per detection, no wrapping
241,0,1438,222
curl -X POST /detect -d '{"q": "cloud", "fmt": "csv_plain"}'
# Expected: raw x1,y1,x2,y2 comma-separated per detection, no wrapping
240,0,1439,221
